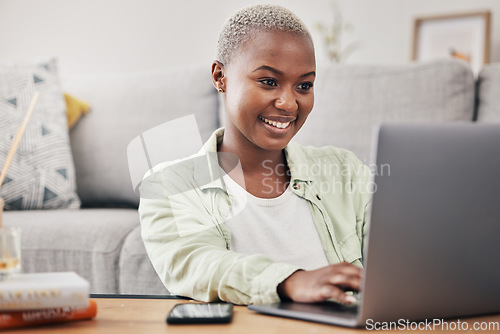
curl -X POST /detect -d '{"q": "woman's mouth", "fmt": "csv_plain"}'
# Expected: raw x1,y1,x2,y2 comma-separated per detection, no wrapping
259,116,293,129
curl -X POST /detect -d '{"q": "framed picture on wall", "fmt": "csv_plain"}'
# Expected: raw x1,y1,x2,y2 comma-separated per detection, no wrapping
412,11,491,76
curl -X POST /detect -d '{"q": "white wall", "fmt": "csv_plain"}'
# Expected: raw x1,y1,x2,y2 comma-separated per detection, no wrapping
339,0,500,65
0,0,499,75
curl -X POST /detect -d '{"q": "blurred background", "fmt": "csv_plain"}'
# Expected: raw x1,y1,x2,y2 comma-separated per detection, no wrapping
0,0,499,75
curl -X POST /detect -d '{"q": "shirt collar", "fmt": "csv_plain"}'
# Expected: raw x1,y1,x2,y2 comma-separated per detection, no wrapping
284,143,314,183
195,127,313,190
195,128,225,191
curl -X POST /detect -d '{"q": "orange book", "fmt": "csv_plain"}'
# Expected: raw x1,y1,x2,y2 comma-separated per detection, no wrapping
0,299,97,329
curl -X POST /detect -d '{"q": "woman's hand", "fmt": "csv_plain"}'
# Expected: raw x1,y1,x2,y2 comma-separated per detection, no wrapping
277,262,361,304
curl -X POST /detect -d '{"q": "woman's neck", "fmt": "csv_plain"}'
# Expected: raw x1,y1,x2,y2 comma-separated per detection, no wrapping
218,130,290,198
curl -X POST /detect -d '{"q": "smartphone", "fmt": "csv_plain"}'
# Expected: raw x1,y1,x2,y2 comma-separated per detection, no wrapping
166,302,233,324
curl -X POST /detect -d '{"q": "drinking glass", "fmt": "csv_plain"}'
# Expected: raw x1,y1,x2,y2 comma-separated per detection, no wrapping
0,226,21,280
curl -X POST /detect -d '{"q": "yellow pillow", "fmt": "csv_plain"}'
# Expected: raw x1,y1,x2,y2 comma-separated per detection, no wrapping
64,93,90,129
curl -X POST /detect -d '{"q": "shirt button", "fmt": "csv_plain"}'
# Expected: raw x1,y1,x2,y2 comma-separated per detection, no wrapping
292,183,300,190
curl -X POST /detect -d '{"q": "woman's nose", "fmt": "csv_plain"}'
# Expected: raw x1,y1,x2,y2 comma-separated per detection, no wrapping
274,89,298,112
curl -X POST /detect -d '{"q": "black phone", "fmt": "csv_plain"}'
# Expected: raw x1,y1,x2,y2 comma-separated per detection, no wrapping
166,302,234,324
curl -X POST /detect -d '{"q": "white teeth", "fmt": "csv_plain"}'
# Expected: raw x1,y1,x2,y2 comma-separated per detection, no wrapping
261,117,291,129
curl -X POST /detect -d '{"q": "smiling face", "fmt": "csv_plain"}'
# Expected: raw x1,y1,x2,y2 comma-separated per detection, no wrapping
214,30,316,153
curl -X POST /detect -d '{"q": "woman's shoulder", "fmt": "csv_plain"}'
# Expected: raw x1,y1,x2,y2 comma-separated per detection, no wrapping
140,151,223,197
143,154,199,180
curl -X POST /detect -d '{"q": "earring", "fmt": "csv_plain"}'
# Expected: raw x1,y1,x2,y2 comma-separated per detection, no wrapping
218,88,224,93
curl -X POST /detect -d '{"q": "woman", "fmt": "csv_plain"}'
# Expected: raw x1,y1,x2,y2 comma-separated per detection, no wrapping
139,4,371,305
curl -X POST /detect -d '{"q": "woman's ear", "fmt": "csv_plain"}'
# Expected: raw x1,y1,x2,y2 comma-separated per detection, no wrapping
212,61,226,93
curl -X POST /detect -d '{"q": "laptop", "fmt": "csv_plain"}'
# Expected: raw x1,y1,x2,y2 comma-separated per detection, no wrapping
249,123,500,327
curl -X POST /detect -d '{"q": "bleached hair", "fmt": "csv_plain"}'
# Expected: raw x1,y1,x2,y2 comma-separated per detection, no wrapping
216,4,313,65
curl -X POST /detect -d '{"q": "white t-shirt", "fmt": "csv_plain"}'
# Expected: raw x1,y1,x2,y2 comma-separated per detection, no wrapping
222,172,329,271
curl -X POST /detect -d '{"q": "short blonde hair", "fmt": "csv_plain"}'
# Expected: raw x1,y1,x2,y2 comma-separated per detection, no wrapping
216,4,313,65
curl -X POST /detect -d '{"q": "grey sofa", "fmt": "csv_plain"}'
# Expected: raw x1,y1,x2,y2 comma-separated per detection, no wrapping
4,59,499,295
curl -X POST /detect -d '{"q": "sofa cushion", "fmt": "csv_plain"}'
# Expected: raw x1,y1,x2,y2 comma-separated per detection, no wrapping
477,63,500,123
0,59,80,210
3,208,139,294
119,226,169,295
293,59,475,162
62,65,219,207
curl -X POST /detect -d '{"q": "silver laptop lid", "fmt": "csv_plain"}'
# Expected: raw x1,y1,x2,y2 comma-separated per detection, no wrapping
360,123,500,324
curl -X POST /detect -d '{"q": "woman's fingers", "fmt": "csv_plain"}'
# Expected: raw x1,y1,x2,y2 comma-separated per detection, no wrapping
279,262,363,303
322,268,361,304
326,272,362,291
324,262,362,291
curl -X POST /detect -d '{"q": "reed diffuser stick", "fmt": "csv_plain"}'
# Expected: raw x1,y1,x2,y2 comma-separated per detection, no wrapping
0,91,40,227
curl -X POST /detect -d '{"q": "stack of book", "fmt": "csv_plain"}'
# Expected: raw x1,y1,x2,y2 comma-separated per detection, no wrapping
0,272,97,329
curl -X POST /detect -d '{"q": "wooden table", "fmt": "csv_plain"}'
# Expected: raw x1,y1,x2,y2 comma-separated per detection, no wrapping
9,297,500,333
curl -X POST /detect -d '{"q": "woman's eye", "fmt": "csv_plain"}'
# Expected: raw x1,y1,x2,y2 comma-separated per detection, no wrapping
260,78,277,87
297,82,313,91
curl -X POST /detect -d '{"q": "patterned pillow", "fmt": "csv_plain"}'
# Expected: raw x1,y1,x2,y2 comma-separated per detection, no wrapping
0,59,80,210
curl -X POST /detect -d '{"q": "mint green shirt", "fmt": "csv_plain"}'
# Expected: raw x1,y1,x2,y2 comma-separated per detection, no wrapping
139,128,372,305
